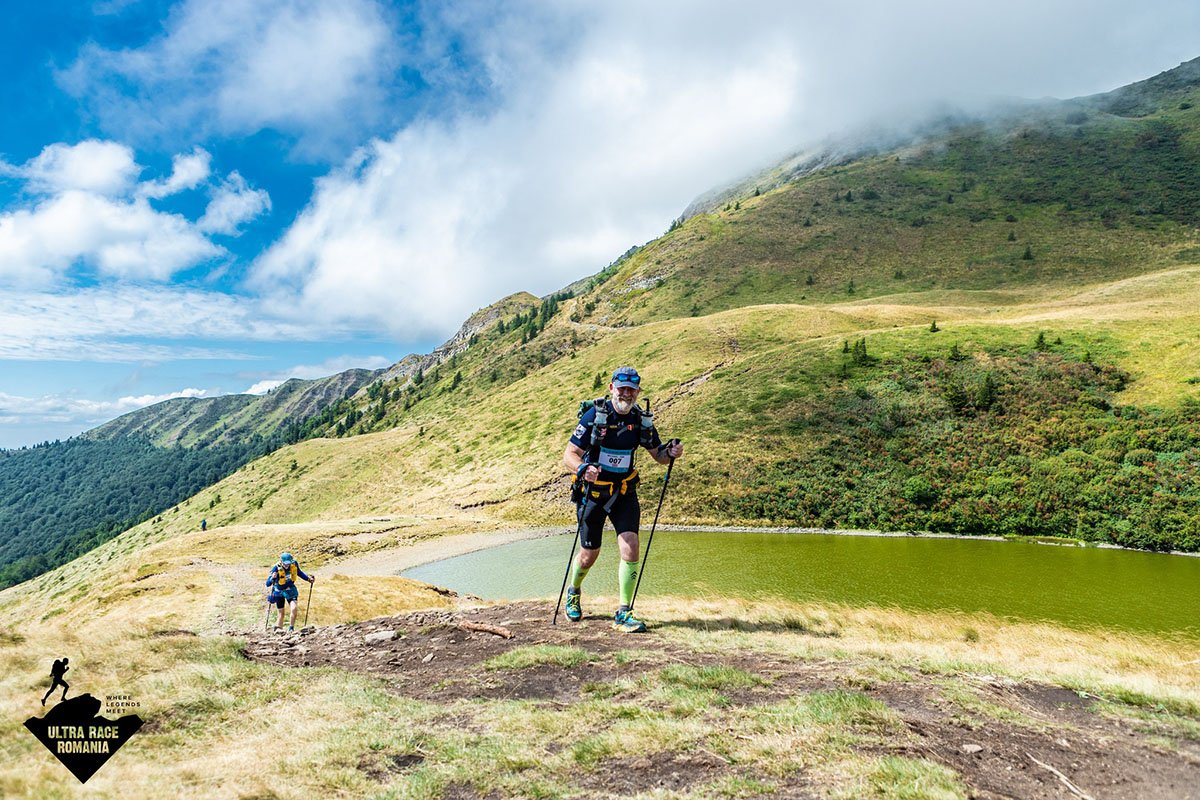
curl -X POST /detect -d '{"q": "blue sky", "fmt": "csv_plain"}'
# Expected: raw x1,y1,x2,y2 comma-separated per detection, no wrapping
2,0,1198,449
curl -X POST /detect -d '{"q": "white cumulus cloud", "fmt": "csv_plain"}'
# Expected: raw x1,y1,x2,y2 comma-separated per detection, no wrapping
0,190,221,285
4,139,142,196
245,0,1200,342
198,171,271,235
0,387,210,426
0,141,270,288
60,0,401,155
139,147,212,199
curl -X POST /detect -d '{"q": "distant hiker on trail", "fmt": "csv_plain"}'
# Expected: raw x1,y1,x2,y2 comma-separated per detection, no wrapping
265,552,314,631
200,519,206,531
563,366,684,632
41,658,69,706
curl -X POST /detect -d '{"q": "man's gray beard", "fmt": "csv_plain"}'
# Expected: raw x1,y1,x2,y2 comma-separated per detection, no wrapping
613,397,634,414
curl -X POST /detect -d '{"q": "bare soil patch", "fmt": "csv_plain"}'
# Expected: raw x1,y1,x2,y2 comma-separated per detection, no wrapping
238,601,1200,798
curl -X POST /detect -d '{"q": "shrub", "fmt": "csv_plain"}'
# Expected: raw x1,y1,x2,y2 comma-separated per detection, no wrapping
902,476,937,507
1124,448,1155,466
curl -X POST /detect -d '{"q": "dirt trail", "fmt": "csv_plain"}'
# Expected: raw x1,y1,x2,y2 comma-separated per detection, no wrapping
238,601,1200,799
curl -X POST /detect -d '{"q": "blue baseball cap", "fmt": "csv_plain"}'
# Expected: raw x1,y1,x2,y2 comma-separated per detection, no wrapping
280,552,294,564
611,366,641,389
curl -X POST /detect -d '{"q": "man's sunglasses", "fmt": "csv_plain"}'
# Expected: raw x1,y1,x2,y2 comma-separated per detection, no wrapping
614,373,640,383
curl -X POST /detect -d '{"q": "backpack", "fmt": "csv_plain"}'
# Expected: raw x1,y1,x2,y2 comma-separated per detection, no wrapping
576,397,656,448
271,562,298,587
571,398,656,505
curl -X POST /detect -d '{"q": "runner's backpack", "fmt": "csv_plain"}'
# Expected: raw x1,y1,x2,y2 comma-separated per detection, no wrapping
570,397,656,504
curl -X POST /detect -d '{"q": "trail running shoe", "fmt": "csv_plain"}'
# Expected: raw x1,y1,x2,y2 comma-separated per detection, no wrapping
613,608,647,633
565,588,582,621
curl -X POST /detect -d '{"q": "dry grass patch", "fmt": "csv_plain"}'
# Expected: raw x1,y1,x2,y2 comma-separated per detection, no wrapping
643,595,1200,713
297,573,456,626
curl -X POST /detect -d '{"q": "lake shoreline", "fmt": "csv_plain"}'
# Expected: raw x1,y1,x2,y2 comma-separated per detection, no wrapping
327,522,1200,577
337,522,1199,576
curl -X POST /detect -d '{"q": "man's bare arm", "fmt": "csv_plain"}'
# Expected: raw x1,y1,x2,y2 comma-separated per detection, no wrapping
565,443,599,482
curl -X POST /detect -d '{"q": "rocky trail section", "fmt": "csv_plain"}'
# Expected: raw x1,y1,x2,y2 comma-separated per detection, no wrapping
238,602,1200,799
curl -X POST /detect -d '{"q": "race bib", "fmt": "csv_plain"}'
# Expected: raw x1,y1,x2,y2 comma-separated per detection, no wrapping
599,447,633,473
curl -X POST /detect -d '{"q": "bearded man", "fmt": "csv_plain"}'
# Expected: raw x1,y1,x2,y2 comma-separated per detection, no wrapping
562,366,685,632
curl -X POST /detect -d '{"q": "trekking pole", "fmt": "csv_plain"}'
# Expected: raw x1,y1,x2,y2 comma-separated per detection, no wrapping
303,580,314,628
552,499,585,625
629,440,678,612
263,596,272,631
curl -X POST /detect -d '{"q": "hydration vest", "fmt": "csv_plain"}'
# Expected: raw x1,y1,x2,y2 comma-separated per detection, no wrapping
575,397,657,449
571,397,656,504
270,562,299,588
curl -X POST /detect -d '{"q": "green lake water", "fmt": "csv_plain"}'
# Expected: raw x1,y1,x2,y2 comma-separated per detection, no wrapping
401,530,1200,638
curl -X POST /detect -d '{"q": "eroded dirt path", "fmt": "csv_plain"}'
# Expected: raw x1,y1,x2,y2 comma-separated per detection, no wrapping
238,601,1200,799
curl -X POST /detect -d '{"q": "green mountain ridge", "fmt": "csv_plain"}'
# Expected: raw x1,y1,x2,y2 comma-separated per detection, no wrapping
87,367,382,448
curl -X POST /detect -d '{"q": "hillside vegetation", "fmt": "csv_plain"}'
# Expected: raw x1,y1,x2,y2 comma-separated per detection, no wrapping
0,368,384,589
0,438,273,589
10,59,1200,589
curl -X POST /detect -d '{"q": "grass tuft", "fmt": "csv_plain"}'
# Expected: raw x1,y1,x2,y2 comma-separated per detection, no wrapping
483,644,591,671
659,663,769,691
845,755,968,800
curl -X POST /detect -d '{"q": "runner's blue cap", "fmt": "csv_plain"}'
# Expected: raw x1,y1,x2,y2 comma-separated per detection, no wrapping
611,367,641,389
280,552,294,563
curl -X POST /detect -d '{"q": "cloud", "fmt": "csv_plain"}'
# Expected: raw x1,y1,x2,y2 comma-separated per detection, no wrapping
244,0,1200,341
60,0,402,155
198,171,271,234
245,380,284,395
0,190,221,285
1,139,141,196
0,141,270,287
0,286,326,362
139,147,212,199
0,387,210,427
241,354,392,394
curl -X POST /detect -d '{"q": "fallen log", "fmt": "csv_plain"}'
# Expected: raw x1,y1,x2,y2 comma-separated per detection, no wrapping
460,621,513,639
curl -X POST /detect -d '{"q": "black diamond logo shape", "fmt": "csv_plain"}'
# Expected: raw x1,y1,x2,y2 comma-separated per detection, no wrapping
24,694,144,783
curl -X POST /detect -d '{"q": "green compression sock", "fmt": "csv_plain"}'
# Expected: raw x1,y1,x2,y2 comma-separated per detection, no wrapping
619,559,638,607
569,559,591,590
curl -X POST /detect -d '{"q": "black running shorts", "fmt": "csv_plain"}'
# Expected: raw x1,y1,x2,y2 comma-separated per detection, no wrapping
578,490,640,550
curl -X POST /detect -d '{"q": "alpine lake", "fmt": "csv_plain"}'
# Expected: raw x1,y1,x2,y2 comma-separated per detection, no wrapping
402,529,1200,639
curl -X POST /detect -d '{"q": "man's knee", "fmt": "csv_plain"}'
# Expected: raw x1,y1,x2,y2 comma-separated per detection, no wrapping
579,547,600,567
616,531,640,558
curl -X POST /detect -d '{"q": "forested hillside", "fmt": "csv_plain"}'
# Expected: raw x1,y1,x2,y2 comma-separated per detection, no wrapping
0,437,273,588
0,368,390,589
